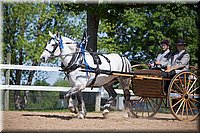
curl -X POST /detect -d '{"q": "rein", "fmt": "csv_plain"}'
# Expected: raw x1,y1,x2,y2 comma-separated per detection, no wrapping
44,36,112,88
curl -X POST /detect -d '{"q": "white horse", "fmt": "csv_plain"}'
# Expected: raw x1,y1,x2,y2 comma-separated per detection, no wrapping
40,31,133,118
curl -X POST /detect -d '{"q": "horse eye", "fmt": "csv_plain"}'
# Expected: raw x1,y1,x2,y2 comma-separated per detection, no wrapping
51,44,55,47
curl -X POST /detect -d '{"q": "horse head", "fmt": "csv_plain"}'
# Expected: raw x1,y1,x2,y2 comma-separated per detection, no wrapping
40,31,77,63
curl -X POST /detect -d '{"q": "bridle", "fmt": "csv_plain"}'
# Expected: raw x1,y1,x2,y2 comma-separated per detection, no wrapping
44,37,60,57
44,36,76,58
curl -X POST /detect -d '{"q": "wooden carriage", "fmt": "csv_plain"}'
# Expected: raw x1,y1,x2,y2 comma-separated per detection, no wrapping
82,65,199,122
127,68,200,122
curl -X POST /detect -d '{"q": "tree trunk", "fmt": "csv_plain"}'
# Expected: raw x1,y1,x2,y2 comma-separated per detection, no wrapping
14,49,23,109
86,10,100,52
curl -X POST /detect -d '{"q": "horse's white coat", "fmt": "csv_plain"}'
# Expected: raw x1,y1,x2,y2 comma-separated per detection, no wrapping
40,32,131,91
40,31,132,118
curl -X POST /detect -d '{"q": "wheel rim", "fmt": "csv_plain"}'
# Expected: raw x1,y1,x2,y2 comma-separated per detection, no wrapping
129,96,162,117
168,71,200,122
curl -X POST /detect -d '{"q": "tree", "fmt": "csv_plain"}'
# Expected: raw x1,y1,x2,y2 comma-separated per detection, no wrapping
55,2,140,52
3,3,86,109
98,4,198,66
53,78,70,87
24,80,60,110
197,2,200,70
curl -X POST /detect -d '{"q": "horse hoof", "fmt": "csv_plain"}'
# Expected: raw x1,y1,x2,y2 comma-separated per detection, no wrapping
69,107,78,114
69,107,75,113
77,113,85,119
102,109,109,118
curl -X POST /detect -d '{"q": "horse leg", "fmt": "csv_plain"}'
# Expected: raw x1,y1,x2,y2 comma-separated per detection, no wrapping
102,79,117,117
118,77,138,118
76,91,87,119
68,94,78,114
65,84,86,98
64,83,87,118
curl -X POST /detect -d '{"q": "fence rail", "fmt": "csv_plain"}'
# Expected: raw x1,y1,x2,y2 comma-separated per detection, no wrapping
0,64,60,71
0,85,103,111
0,85,102,92
0,64,127,112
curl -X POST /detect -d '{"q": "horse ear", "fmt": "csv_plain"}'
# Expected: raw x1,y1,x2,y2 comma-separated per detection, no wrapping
49,31,54,38
56,32,60,38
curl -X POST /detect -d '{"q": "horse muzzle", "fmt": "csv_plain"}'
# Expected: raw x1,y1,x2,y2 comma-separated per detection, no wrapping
40,56,48,63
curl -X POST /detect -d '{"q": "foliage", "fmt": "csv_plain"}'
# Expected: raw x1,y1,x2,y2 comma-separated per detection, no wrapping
3,3,86,85
53,78,71,87
24,80,59,110
33,80,50,86
98,4,198,66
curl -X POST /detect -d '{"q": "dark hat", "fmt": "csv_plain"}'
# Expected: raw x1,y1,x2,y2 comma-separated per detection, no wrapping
176,39,187,46
161,39,170,46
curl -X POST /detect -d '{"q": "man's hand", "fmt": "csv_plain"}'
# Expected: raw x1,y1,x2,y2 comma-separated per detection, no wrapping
165,66,180,72
165,69,171,72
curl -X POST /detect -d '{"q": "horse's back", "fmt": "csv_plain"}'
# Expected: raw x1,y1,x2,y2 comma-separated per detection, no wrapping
100,53,131,72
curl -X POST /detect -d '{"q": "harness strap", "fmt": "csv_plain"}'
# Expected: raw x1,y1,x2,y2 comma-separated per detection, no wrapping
61,50,83,73
88,53,112,89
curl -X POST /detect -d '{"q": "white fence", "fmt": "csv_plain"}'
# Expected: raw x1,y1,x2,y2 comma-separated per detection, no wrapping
0,64,126,111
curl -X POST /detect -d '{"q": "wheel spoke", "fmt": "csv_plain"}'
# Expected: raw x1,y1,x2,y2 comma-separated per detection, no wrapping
189,97,200,104
146,98,156,113
171,88,182,95
175,100,184,115
131,97,142,115
188,78,197,93
174,82,184,93
186,75,191,91
181,101,186,116
189,86,199,94
172,98,183,108
132,97,142,107
178,75,183,87
149,97,160,106
185,101,189,119
141,98,145,117
187,100,195,117
184,73,187,92
188,99,199,110
130,97,162,118
145,99,150,116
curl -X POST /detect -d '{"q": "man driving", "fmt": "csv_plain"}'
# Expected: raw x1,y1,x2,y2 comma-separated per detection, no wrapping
149,39,171,70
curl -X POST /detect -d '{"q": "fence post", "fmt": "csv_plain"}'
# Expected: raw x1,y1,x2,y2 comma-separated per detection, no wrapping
115,95,119,110
4,53,11,111
95,88,101,112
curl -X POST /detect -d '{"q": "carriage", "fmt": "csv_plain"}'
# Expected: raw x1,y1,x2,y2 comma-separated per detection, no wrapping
114,67,199,122
40,31,199,121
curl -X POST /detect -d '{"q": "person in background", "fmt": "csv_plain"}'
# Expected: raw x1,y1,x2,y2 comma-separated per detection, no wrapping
149,39,172,70
164,39,190,78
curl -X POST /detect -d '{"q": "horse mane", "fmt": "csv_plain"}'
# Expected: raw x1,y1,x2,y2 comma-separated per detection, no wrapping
62,36,78,52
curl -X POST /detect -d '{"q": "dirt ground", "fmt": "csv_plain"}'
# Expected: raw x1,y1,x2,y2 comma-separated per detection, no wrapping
1,111,199,132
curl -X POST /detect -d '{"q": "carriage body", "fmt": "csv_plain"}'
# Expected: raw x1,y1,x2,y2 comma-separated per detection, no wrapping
132,70,167,98
128,69,200,122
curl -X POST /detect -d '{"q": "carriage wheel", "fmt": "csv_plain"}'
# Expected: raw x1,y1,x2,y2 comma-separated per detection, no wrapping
128,96,163,117
168,71,200,122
